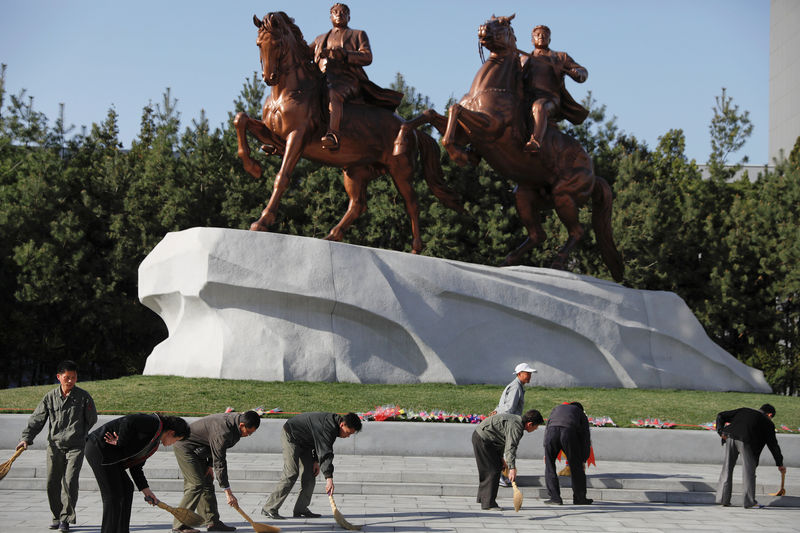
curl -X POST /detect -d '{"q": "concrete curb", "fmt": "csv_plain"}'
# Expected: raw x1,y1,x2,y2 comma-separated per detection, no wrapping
3,414,797,465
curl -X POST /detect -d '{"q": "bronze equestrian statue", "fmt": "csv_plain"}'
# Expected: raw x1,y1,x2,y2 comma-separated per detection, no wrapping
394,15,624,282
234,10,462,254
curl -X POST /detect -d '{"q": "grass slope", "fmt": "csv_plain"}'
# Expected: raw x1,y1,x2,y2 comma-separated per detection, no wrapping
1,376,798,431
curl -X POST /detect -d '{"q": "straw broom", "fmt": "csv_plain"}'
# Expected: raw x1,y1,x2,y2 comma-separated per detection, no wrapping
232,503,281,533
0,448,24,481
769,470,786,496
328,494,362,530
501,466,523,511
511,480,523,511
145,497,205,527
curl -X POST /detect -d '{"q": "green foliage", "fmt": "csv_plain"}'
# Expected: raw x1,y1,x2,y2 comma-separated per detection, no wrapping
708,87,753,180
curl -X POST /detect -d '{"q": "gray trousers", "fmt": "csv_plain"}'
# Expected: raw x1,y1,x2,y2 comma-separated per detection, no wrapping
716,437,758,507
262,428,317,514
47,445,85,523
173,445,221,527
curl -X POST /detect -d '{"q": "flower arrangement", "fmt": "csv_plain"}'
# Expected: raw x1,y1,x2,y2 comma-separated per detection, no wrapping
358,404,487,424
631,417,676,429
588,415,616,427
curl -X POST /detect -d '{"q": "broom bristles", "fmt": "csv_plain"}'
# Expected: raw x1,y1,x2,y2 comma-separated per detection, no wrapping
328,494,363,530
512,481,523,512
0,448,24,481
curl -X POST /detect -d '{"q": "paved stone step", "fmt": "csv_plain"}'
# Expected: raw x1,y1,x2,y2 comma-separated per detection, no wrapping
6,465,798,496
4,450,798,507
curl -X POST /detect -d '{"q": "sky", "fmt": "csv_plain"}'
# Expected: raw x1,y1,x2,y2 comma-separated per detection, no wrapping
1,0,770,165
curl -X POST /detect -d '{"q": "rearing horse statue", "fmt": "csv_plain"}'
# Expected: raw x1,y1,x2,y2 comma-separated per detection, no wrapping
234,12,462,253
394,14,623,281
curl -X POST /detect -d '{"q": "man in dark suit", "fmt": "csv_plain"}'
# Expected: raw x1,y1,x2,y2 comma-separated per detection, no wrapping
715,403,786,508
172,411,261,532
310,3,402,150
543,402,592,505
85,413,190,533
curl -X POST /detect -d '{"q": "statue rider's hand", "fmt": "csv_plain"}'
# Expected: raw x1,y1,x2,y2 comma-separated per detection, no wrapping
330,47,347,62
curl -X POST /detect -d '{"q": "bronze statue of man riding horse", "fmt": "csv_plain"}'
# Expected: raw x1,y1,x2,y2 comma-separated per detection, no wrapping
394,14,623,282
234,10,463,254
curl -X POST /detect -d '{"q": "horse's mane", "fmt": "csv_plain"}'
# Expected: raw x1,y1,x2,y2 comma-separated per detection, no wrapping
267,11,313,64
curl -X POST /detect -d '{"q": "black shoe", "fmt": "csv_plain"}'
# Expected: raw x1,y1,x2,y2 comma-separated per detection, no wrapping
573,498,594,505
58,522,69,532
261,509,286,520
206,521,236,531
49,521,60,530
543,499,563,505
293,509,322,518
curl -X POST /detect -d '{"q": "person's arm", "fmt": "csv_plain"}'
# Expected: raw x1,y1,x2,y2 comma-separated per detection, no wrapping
342,30,372,66
210,432,233,490
764,423,784,469
716,409,736,436
129,462,149,492
84,392,98,434
562,53,587,83
19,394,50,449
503,421,524,473
580,413,591,462
316,432,336,479
314,418,339,493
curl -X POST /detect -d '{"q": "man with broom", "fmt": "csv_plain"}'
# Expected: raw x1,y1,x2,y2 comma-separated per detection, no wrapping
172,410,261,532
261,411,362,520
16,360,97,532
715,403,786,508
543,402,593,505
472,409,543,511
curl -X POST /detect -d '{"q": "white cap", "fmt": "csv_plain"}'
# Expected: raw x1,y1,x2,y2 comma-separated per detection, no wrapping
514,363,537,374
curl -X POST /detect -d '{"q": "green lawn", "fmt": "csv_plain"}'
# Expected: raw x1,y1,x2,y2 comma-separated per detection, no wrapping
1,375,798,432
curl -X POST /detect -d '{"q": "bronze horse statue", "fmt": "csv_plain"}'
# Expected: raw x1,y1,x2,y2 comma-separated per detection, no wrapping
394,15,624,281
234,12,462,253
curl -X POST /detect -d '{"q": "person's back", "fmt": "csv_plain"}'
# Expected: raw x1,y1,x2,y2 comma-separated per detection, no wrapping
716,406,782,465
547,403,586,429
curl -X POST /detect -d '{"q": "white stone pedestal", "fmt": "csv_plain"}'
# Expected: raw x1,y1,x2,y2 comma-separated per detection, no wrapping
139,228,770,392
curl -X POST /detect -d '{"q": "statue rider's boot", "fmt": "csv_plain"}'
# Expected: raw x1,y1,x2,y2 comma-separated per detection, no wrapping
321,131,340,151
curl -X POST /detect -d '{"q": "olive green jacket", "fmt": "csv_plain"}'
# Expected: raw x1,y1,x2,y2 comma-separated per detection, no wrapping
475,413,524,470
21,386,98,450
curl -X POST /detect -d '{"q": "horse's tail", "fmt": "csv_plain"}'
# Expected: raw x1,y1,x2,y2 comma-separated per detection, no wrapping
416,130,465,213
591,176,624,282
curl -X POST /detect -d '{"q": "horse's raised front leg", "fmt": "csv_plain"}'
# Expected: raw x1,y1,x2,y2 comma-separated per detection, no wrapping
251,129,306,232
441,104,472,167
234,112,280,179
393,109,446,156
501,185,548,266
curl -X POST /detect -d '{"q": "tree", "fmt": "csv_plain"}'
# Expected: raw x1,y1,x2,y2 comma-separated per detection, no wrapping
708,87,753,180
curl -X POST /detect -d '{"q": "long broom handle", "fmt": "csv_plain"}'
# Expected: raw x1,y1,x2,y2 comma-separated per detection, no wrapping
232,503,256,527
